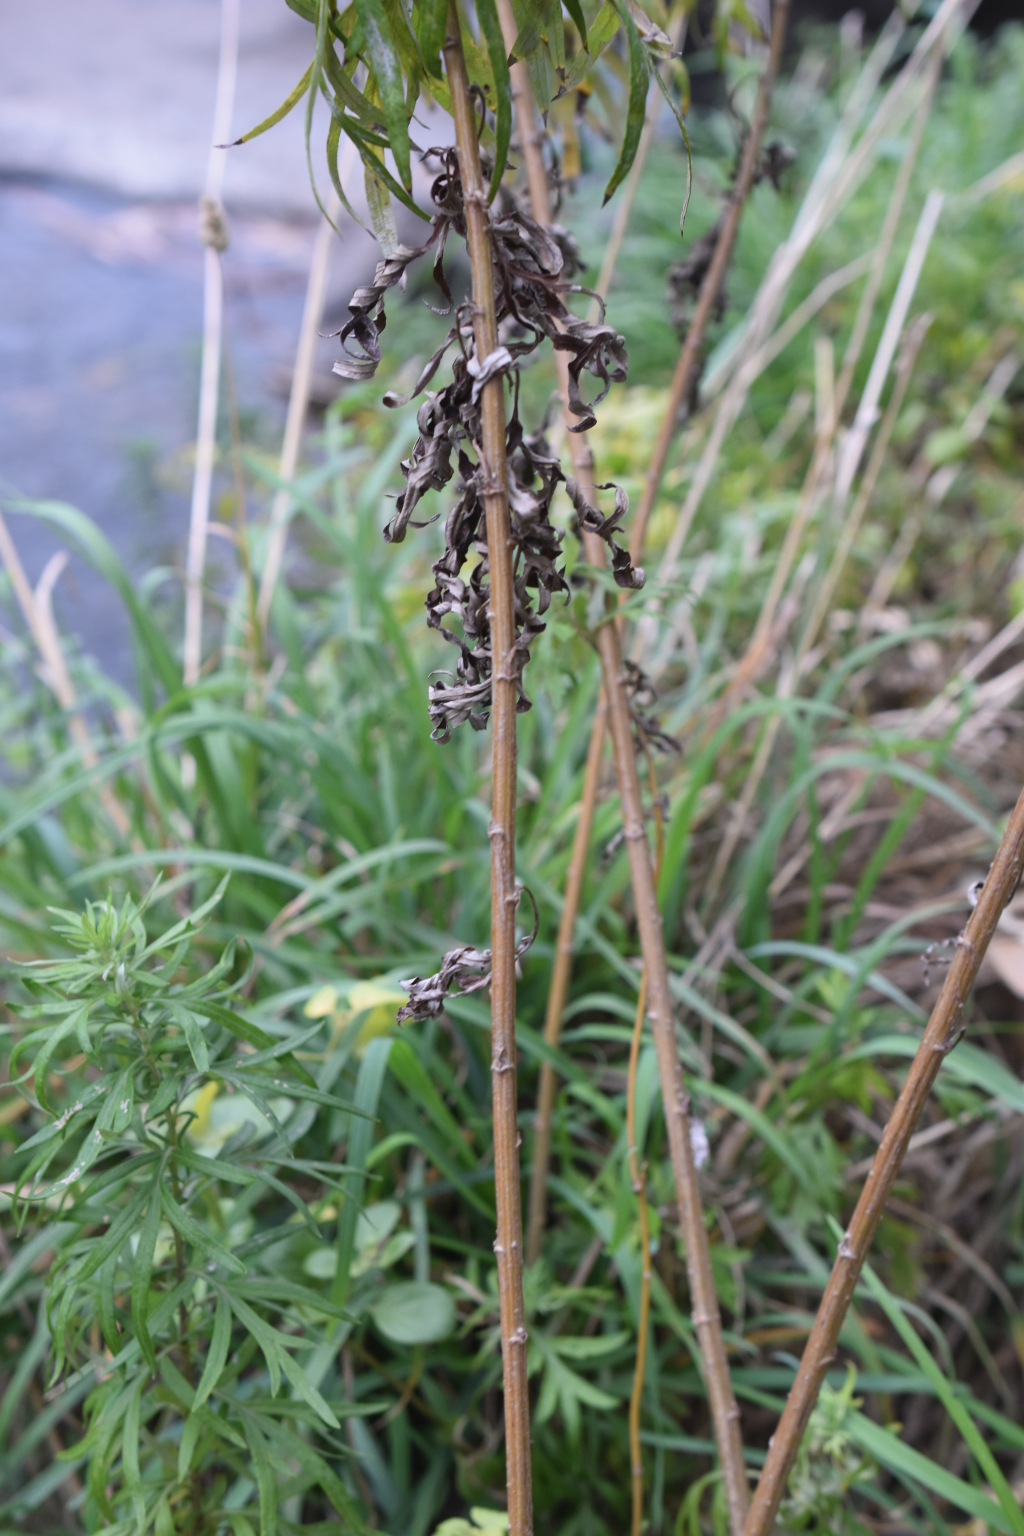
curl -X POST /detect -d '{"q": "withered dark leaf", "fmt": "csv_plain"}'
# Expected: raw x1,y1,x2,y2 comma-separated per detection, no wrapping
397,889,539,1021
563,478,645,591
623,660,678,753
333,149,636,743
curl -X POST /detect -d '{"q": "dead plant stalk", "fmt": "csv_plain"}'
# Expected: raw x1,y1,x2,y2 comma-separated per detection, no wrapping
444,9,532,1532
495,15,748,1528
743,778,1024,1536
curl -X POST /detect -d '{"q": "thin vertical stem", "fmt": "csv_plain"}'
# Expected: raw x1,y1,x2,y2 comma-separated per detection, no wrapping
444,9,532,1531
627,972,653,1536
183,0,240,687
525,685,607,1264
599,605,749,1535
494,0,606,1272
628,0,790,565
626,748,664,1536
257,175,349,636
500,17,747,1526
744,780,1024,1536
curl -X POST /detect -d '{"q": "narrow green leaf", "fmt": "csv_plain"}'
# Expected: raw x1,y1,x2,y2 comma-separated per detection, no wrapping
849,1412,1016,1534
121,1375,145,1527
333,1036,393,1306
242,1413,278,1536
228,1293,340,1427
159,1185,246,1275
603,0,648,203
230,63,314,144
416,0,448,76
354,0,412,189
177,1411,203,1482
194,1292,232,1410
364,156,400,254
96,1066,135,1135
388,1036,475,1167
98,1251,119,1355
166,1003,210,1073
563,0,588,47
558,1,619,94
475,0,513,198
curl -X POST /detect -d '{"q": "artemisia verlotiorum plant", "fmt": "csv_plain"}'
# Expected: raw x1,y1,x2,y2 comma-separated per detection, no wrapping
243,2,698,1531
10,882,371,1535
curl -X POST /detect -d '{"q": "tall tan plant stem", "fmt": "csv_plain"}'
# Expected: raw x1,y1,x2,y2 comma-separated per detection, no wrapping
444,11,532,1532
183,0,240,688
625,750,663,1536
496,0,608,1270
0,522,130,838
257,178,348,637
744,780,1024,1536
628,0,790,565
525,685,607,1264
499,29,747,1527
599,600,749,1536
720,53,934,711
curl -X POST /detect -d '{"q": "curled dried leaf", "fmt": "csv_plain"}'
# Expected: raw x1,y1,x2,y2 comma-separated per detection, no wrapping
623,660,678,753
397,889,539,1021
563,478,645,591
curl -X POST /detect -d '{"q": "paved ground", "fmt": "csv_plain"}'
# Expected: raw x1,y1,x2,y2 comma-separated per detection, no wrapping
0,0,387,677
2,0,321,210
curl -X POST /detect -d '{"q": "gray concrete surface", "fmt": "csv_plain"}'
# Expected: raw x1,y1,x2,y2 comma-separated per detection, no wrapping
0,0,394,679
1,0,321,212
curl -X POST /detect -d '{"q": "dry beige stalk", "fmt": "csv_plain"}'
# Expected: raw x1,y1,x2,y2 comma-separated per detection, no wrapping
257,179,349,635
743,778,1024,1535
183,0,239,688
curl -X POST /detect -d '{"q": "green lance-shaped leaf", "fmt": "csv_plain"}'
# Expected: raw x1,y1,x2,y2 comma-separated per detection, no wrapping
365,155,400,255
416,0,448,76
854,1241,1024,1536
229,62,314,144
603,0,648,204
193,1290,233,1411
546,0,565,74
241,1411,279,1536
160,1185,246,1275
558,0,620,94
563,0,589,50
227,1292,340,1428
332,1036,392,1307
354,0,413,190
165,1002,209,1073
121,1374,146,1528
476,0,512,199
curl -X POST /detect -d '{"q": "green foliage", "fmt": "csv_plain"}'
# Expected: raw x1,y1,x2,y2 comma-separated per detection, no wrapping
273,0,706,237
6,884,369,1534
